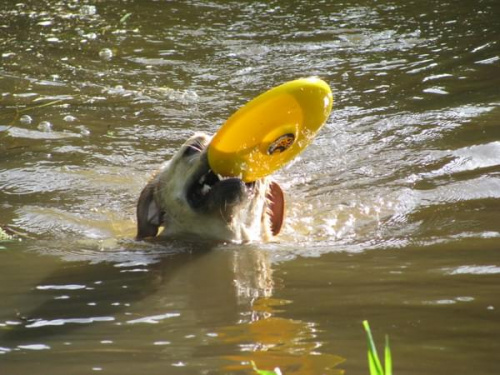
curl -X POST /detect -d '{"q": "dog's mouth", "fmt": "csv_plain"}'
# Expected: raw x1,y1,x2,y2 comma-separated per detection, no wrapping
186,162,256,214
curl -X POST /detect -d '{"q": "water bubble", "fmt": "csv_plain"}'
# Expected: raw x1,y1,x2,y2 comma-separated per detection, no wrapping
80,5,97,16
37,121,52,132
63,115,77,122
79,126,91,136
20,115,33,124
99,48,113,60
85,32,98,40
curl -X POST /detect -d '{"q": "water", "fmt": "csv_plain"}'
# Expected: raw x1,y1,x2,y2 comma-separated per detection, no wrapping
1,0,500,374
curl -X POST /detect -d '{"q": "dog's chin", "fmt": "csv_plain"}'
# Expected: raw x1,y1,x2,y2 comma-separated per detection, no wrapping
186,162,256,219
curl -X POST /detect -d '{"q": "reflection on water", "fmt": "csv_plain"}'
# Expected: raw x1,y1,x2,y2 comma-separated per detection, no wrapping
221,298,344,375
222,300,344,375
1,243,343,374
1,0,500,374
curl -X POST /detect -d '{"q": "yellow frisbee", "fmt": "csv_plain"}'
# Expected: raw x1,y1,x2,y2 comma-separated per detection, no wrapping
208,77,333,182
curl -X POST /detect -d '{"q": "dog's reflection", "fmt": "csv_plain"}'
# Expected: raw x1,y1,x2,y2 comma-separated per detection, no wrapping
2,242,273,342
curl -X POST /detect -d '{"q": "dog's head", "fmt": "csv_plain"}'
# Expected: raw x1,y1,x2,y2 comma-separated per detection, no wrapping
136,133,285,242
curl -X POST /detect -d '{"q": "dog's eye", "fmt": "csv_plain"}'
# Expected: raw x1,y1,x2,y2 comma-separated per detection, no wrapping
182,145,200,158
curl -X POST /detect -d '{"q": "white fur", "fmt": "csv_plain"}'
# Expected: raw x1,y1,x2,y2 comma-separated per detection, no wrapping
137,133,281,243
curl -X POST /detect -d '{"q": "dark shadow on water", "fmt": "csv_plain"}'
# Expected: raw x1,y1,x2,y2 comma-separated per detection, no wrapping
1,239,215,343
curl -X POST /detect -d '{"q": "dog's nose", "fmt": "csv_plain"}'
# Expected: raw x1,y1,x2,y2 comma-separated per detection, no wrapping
206,178,247,218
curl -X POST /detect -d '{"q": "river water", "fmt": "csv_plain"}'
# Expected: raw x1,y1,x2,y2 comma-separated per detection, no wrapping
1,0,500,374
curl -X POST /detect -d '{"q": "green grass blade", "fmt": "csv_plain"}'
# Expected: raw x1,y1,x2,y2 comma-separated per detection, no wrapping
251,361,281,375
385,335,392,375
120,12,132,24
367,350,379,375
363,320,384,375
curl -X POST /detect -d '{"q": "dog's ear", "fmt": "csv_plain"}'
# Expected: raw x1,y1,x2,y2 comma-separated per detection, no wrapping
267,181,285,236
136,180,163,240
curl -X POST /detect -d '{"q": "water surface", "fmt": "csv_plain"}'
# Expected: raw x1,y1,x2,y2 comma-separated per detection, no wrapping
1,0,500,374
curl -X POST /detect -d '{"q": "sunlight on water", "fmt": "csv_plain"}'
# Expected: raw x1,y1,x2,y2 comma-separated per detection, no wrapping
1,0,500,374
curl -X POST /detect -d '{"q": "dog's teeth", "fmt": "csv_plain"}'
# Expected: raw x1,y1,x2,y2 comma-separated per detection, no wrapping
199,175,206,184
201,184,211,195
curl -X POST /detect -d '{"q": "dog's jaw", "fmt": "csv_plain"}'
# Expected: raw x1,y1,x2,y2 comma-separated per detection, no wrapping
162,155,270,242
229,179,274,242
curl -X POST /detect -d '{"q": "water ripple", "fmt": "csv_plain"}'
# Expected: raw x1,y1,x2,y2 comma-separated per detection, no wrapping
26,316,115,328
444,265,500,275
126,312,181,325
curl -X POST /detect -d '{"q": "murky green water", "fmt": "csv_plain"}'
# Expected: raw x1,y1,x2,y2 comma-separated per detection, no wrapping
1,0,500,374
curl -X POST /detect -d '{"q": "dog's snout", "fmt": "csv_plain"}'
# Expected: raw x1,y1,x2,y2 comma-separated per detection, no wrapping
187,166,247,212
211,178,246,203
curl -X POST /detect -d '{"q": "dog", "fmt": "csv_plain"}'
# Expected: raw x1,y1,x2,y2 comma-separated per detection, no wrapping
136,132,285,242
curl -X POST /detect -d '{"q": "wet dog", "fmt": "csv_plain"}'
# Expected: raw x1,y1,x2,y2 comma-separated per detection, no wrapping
136,133,284,242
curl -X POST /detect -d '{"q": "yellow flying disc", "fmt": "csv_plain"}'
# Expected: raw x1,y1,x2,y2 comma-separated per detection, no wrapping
208,77,333,182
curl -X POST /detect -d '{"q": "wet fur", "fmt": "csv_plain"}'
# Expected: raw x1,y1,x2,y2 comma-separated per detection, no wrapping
136,133,284,242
